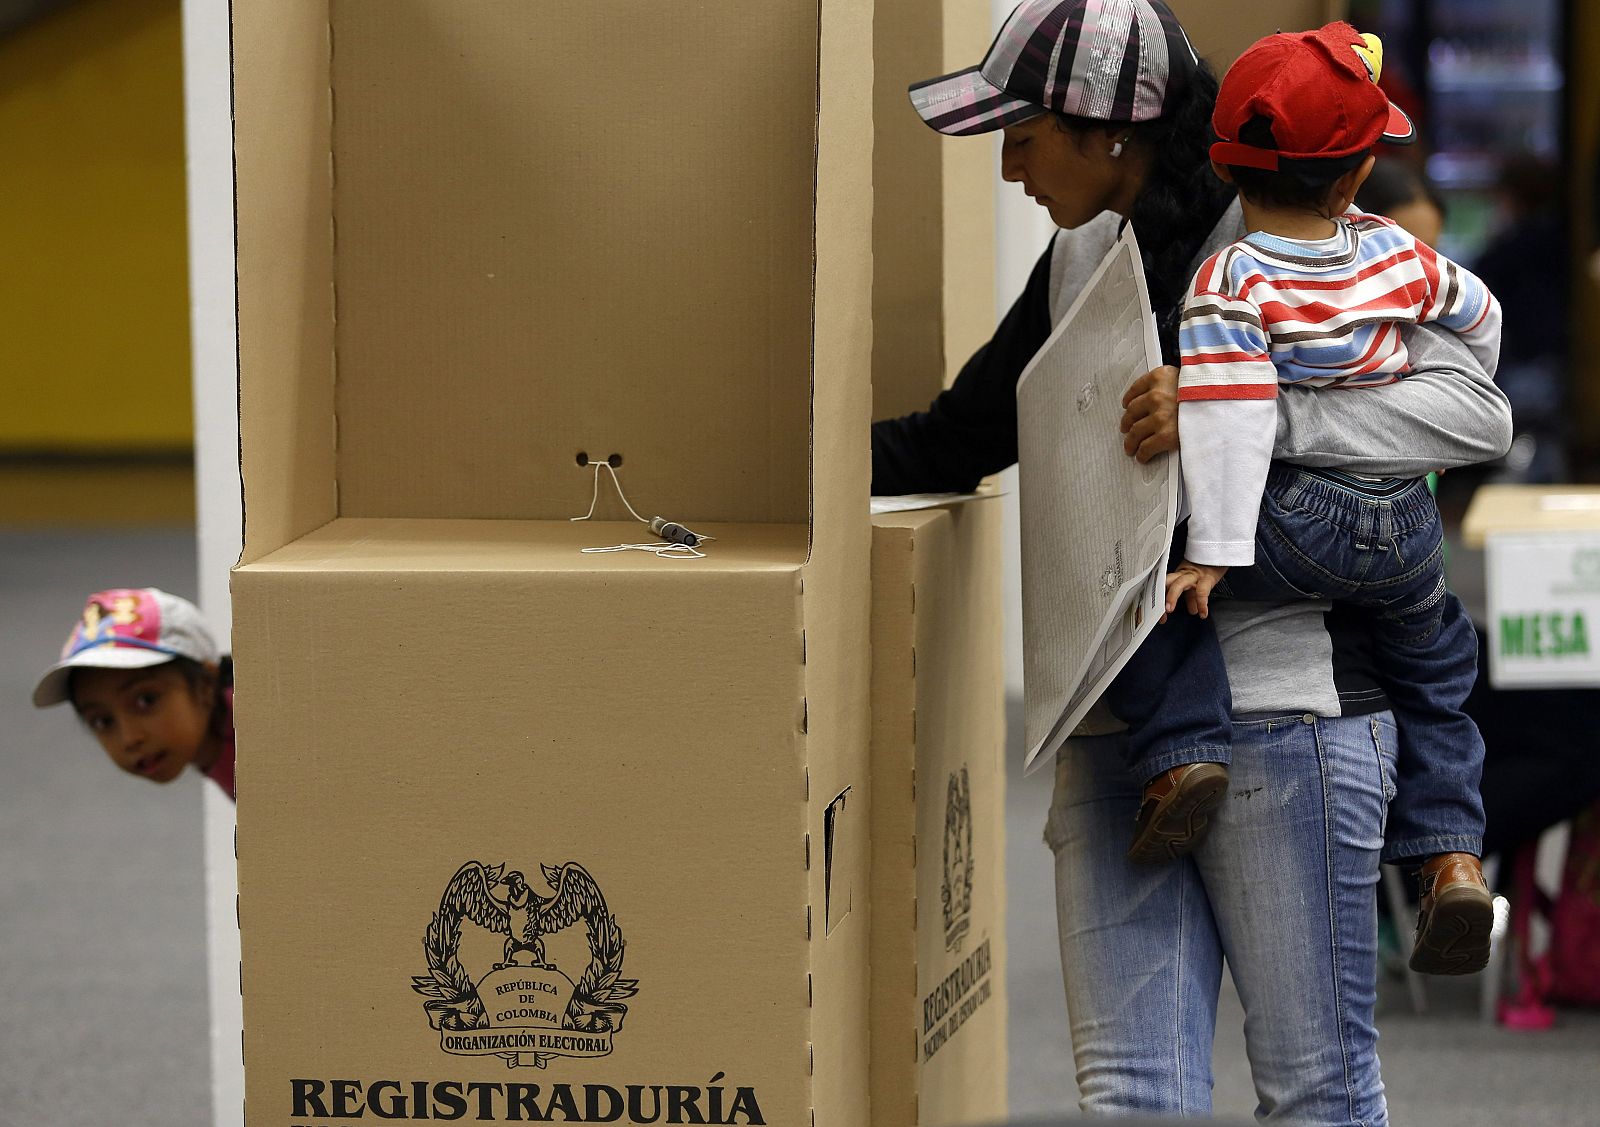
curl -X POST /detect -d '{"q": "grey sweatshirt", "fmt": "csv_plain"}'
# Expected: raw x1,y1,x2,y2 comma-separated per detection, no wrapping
1051,203,1513,719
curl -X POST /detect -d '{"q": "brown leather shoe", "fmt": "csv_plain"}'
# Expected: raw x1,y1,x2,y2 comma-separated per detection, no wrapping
1127,762,1230,864
1409,852,1493,975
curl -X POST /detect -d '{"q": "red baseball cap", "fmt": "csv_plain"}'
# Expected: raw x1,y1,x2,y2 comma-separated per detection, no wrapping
1211,22,1415,172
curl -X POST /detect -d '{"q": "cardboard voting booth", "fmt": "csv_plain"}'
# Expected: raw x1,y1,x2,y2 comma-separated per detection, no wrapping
868,4,1008,1122
1463,485,1600,690
230,2,874,1125
870,502,1008,1127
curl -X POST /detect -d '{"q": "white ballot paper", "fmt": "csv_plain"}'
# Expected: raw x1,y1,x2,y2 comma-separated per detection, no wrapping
869,492,996,516
1016,226,1179,773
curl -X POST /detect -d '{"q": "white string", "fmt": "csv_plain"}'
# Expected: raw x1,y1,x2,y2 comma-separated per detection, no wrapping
569,460,712,559
569,461,648,524
570,462,604,522
580,541,708,560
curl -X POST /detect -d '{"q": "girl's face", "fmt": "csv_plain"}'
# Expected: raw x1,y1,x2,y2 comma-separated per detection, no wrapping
71,663,216,784
1000,114,1137,230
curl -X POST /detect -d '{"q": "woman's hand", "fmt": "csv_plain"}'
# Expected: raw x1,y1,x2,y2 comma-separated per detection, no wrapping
1120,365,1179,462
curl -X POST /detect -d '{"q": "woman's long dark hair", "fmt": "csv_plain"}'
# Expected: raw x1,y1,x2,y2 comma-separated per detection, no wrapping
1056,59,1235,365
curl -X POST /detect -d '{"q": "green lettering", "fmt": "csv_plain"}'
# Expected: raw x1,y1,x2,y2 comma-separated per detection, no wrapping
1573,612,1589,656
1500,615,1527,657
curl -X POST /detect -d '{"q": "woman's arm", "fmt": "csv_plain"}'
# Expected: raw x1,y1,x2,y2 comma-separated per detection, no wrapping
870,244,1055,494
1271,322,1513,476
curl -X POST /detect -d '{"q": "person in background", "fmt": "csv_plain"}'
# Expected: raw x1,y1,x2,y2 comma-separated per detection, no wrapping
879,0,1511,1118
1355,157,1445,250
32,588,235,801
1474,153,1569,482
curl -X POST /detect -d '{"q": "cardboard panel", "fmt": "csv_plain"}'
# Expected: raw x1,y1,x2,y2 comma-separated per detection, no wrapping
233,567,814,1123
870,501,1007,1127
1167,0,1347,70
805,2,876,1123
937,0,997,394
232,0,339,563
872,0,946,420
328,1,817,525
871,0,996,422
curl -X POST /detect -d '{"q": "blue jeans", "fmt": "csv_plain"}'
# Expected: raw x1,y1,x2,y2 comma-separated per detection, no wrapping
1107,466,1486,862
1046,712,1396,1124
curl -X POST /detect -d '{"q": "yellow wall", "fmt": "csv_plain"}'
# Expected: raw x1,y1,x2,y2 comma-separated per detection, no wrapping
0,0,191,451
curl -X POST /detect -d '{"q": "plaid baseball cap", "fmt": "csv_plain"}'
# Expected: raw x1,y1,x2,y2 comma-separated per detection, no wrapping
909,0,1199,137
1211,23,1416,171
32,588,220,707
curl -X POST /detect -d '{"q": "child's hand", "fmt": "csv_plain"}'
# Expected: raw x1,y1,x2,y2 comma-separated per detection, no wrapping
1165,561,1229,619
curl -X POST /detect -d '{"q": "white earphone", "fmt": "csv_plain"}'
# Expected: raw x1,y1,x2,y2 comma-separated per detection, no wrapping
1110,141,1124,158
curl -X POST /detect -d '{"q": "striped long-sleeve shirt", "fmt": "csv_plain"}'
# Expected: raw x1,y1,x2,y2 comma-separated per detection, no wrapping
1176,210,1501,565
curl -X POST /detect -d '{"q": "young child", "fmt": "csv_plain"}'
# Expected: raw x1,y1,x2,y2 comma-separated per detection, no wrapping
33,588,235,801
1107,23,1499,974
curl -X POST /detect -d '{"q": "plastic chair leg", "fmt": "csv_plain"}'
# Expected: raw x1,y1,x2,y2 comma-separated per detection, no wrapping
1382,863,1428,1014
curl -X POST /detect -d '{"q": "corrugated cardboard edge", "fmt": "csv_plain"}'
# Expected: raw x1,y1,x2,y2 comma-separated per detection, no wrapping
806,0,875,1122
868,514,922,1127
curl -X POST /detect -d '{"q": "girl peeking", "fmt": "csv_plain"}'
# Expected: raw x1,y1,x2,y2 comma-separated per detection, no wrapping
33,588,235,801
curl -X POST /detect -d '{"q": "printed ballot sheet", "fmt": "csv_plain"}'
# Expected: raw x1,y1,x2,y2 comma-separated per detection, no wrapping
869,492,995,515
1016,226,1179,772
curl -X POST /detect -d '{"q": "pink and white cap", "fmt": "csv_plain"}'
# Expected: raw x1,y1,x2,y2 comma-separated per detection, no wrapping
32,588,220,707
910,0,1199,137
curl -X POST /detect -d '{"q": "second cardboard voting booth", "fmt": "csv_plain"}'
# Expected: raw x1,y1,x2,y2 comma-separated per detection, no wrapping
870,502,1008,1127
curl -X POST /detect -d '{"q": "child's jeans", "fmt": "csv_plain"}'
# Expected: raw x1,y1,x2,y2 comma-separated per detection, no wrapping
1106,464,1486,863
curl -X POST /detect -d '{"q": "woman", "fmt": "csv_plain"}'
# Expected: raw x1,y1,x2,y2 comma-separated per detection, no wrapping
875,1,1512,1121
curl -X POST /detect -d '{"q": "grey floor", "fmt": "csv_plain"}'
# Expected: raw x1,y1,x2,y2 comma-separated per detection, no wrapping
4,528,1599,1125
2,531,210,1124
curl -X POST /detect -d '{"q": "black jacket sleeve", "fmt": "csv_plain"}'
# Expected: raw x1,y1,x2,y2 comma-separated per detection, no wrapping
870,240,1055,495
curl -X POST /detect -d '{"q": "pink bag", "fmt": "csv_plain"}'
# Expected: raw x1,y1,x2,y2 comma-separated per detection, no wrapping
1546,802,1600,1006
1501,799,1600,1027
